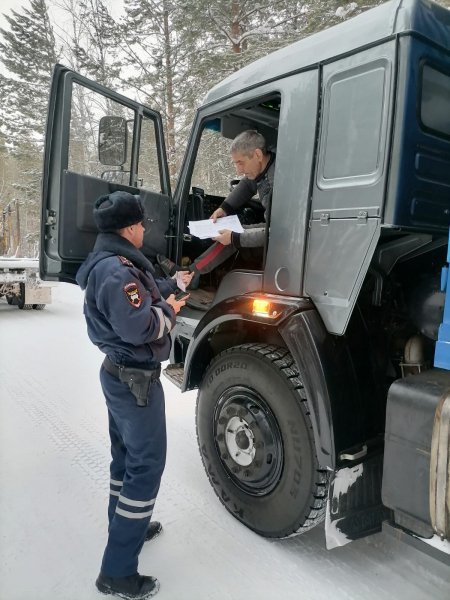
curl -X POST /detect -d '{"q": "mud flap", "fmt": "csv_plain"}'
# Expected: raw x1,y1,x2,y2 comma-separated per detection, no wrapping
325,452,389,549
24,284,52,305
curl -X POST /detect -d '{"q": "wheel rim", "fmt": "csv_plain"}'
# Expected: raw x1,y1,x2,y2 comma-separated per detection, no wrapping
214,386,283,496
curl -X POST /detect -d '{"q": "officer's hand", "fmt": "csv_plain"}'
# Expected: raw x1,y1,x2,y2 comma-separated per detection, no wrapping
166,293,189,314
212,229,232,246
210,207,226,222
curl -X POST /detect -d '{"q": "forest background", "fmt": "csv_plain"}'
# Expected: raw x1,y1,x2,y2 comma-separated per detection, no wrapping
1,0,449,256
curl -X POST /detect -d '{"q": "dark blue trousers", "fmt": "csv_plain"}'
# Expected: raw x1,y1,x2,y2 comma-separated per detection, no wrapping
99,367,167,578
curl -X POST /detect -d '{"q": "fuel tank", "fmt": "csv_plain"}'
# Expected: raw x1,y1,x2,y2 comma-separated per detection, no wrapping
382,368,450,539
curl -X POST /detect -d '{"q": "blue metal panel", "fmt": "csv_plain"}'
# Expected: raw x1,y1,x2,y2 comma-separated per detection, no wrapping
384,37,450,233
434,233,450,369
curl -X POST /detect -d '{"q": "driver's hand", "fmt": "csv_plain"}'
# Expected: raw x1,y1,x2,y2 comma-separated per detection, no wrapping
212,229,232,246
178,270,194,288
210,207,226,222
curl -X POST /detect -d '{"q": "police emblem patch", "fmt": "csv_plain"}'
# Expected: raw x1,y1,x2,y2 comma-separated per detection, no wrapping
124,282,142,308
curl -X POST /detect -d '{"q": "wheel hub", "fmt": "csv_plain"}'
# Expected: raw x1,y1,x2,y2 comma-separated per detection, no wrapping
214,387,283,496
225,416,255,466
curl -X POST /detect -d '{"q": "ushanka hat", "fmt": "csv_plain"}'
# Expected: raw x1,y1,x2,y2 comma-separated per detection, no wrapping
93,191,144,232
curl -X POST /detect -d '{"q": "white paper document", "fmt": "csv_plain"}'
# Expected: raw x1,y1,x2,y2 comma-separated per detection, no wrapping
188,215,244,240
175,271,187,292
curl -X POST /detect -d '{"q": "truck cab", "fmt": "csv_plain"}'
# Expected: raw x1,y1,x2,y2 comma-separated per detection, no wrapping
40,0,450,560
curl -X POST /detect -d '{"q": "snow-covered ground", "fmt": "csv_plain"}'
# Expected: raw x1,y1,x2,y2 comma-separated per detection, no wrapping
0,283,449,600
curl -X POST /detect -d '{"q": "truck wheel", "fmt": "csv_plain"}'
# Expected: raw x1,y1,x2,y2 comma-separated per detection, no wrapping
196,343,329,538
18,283,33,310
33,304,46,310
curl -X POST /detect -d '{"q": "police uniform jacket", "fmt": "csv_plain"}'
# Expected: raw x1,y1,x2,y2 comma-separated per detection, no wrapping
76,232,177,368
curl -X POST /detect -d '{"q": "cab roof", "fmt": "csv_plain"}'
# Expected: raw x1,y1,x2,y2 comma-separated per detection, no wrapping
203,0,450,105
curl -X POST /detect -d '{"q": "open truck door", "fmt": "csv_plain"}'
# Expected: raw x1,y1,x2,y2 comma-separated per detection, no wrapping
40,64,172,283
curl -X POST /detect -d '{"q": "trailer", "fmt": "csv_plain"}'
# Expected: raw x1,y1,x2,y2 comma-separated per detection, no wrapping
0,257,52,309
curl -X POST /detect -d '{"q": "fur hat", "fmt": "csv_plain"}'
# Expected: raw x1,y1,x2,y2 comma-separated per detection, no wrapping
93,191,144,232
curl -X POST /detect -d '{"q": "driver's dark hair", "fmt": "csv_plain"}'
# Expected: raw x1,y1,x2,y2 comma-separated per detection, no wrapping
230,130,267,157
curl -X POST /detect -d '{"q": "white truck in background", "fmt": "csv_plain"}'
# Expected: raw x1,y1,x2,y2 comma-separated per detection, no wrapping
0,257,52,309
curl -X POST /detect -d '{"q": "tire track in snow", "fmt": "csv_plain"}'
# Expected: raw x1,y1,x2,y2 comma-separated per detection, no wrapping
1,369,109,537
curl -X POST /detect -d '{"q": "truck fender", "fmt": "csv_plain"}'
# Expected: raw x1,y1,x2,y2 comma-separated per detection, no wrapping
181,294,309,393
183,295,365,470
279,309,368,469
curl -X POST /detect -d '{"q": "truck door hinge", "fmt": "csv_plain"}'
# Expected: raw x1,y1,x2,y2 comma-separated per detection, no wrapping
357,210,368,224
320,212,330,225
45,210,57,226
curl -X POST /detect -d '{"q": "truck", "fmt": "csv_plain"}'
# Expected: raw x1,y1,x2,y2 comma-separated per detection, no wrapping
0,257,51,309
40,0,450,563
1,200,51,309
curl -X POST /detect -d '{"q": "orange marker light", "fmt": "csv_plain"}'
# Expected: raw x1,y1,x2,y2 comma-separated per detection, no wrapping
252,298,271,316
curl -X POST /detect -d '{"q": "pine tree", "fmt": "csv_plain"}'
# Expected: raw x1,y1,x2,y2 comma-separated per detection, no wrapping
72,0,121,86
0,0,58,256
0,0,57,149
120,0,203,182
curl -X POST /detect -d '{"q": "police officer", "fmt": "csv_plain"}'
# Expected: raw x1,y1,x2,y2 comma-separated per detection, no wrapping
76,191,191,599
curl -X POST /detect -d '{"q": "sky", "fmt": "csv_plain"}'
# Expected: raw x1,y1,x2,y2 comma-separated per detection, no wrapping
0,0,126,78
1,282,450,599
0,0,20,29
0,0,124,31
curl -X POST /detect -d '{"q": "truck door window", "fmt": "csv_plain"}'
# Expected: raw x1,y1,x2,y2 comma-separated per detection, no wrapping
421,65,450,138
68,82,162,192
68,82,134,184
191,128,235,198
137,116,162,191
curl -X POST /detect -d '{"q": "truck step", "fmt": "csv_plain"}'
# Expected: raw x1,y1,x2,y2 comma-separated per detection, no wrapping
163,363,185,389
186,288,215,311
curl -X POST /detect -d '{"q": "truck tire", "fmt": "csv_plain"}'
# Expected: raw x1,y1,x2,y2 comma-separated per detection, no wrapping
196,343,329,538
33,304,46,310
18,283,33,310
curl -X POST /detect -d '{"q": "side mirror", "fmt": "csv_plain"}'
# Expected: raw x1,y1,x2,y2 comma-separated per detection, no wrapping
98,116,127,166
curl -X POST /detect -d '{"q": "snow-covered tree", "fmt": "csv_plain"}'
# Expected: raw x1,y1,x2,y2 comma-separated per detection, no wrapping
0,0,57,149
0,0,58,255
119,0,194,182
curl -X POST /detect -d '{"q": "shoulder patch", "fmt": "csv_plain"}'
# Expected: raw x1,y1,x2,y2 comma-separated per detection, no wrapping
118,256,134,267
123,282,142,308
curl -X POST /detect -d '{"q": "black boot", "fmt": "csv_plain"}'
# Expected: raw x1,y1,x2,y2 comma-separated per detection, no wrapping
95,573,159,599
156,254,180,277
145,520,162,542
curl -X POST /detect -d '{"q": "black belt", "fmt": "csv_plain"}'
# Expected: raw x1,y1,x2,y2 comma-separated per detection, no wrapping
102,356,161,407
102,356,161,381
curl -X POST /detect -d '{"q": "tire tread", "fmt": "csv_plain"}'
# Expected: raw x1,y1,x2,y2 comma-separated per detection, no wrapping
197,343,330,539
